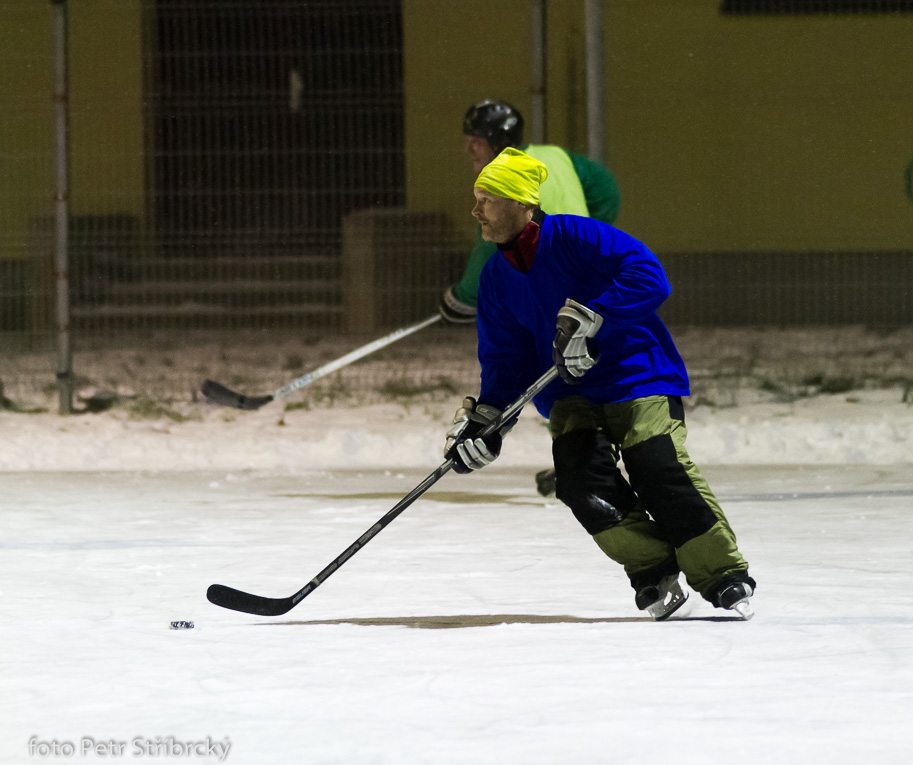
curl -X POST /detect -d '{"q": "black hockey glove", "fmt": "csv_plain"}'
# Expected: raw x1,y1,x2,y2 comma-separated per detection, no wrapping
439,285,478,325
552,298,604,383
444,397,506,474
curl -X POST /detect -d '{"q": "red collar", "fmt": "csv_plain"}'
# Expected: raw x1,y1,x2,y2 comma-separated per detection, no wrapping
499,210,545,274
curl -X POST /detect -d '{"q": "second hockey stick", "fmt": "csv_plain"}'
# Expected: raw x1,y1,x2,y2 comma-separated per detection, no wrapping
201,313,442,410
206,365,560,616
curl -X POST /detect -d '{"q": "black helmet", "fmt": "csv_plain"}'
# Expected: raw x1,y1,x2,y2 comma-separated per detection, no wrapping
463,100,524,154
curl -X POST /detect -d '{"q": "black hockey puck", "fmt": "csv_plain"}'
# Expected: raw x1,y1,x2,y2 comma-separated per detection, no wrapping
170,620,195,630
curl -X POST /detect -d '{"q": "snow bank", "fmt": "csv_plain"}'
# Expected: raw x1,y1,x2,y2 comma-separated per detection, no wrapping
2,325,912,471
2,387,911,471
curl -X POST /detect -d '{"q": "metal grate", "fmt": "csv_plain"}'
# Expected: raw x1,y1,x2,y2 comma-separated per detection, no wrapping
2,0,912,411
152,0,405,255
137,0,407,330
721,0,913,14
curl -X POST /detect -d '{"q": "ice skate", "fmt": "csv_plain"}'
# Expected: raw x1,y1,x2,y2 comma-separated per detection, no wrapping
635,574,689,621
718,581,754,620
535,468,557,498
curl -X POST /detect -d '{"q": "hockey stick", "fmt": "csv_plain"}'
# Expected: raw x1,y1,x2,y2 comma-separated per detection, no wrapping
201,313,442,410
206,365,560,616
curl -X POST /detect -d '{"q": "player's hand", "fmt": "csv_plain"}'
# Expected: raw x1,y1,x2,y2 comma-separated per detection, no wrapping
444,397,503,473
439,285,478,324
552,299,603,383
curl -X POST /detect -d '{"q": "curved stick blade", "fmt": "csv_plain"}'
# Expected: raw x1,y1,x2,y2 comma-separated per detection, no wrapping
206,584,295,616
201,380,274,410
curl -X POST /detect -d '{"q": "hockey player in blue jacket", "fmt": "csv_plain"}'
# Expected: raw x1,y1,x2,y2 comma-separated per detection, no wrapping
444,148,756,620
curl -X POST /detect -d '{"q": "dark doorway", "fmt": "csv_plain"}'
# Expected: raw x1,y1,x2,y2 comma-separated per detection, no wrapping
151,0,405,257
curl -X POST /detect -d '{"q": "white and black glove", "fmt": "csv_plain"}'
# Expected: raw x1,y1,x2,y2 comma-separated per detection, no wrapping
444,397,506,474
439,285,478,325
552,299,604,383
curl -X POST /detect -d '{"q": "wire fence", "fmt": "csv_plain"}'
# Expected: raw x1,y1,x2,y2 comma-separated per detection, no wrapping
0,0,466,406
1,0,912,413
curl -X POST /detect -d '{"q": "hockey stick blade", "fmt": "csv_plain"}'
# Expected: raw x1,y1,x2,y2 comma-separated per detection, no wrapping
206,584,295,616
205,366,560,617
201,379,274,410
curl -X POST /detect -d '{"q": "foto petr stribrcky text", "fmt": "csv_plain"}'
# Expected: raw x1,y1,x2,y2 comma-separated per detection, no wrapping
27,736,231,761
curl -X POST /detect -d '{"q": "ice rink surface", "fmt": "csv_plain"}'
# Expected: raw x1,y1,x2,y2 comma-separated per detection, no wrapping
2,463,912,764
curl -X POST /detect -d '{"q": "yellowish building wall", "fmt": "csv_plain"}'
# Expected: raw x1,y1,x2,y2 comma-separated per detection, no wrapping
0,6,55,258
0,1,146,261
403,0,913,252
67,0,146,222
4,2,912,260
402,0,537,242
604,1,913,252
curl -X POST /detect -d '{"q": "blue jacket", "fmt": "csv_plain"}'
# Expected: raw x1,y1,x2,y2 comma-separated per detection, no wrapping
476,214,690,418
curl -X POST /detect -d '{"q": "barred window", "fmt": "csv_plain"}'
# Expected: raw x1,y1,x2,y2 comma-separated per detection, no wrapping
153,0,405,257
721,0,913,13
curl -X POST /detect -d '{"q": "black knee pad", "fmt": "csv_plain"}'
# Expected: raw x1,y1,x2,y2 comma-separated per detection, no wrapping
622,434,718,548
553,429,638,535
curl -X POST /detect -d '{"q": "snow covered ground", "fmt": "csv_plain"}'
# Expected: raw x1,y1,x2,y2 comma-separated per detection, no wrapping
1,325,912,763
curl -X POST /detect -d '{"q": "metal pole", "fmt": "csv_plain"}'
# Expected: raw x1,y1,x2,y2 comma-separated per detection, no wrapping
585,0,605,163
530,0,547,144
52,0,73,414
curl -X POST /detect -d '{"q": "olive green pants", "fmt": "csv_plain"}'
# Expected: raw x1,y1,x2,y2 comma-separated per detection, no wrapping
549,395,750,602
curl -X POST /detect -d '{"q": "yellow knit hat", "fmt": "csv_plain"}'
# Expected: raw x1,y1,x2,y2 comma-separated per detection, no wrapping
475,147,549,206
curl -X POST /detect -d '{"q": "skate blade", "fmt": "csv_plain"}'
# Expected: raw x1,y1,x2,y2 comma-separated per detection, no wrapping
732,599,754,621
647,590,689,621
